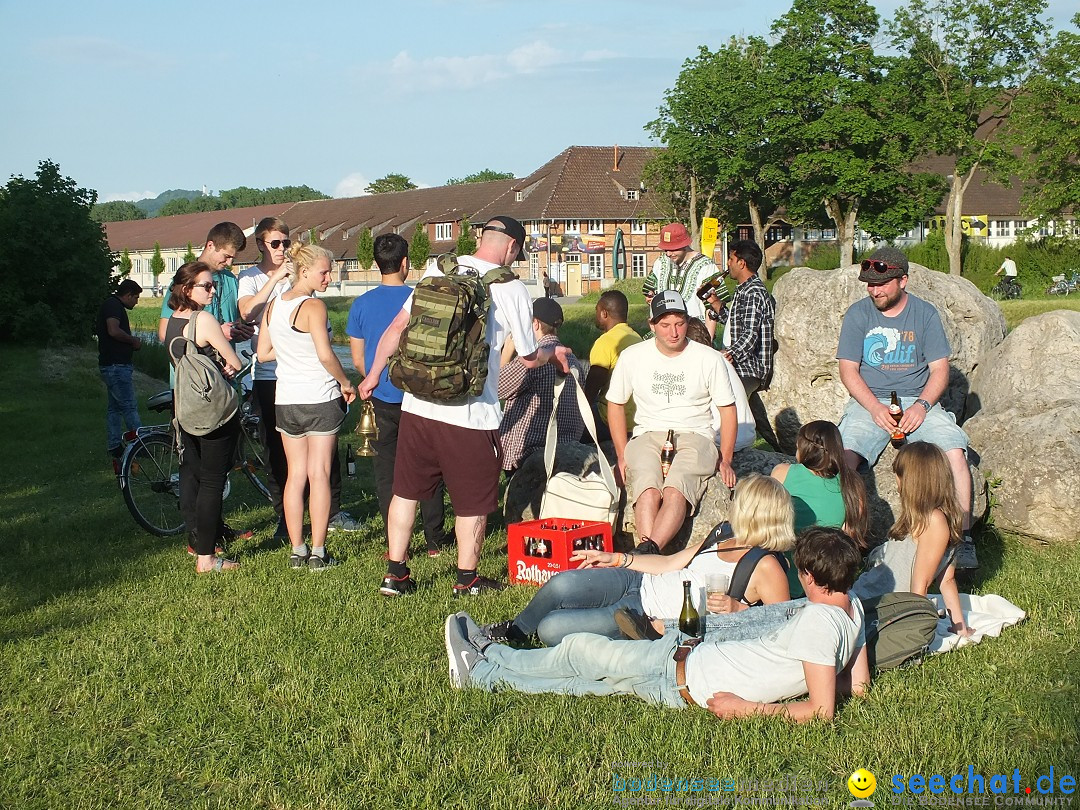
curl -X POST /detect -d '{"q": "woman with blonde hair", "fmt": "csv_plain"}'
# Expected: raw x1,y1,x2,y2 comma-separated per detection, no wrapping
482,474,794,646
258,243,356,570
852,441,972,636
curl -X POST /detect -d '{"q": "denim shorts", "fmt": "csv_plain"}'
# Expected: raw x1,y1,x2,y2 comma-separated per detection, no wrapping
276,398,346,438
838,396,968,465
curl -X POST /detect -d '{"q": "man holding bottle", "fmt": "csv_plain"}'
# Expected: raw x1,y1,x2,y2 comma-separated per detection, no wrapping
606,291,738,555
836,246,976,568
643,223,728,335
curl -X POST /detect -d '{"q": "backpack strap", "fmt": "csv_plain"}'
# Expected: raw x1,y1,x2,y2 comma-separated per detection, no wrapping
728,547,771,604
544,370,618,502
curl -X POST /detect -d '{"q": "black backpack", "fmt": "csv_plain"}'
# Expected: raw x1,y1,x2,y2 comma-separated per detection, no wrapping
860,592,940,672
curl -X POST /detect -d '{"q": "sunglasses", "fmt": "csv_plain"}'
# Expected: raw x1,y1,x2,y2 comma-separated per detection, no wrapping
860,259,901,274
263,239,291,249
192,282,216,291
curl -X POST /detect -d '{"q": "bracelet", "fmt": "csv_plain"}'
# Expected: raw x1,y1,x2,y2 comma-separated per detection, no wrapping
621,552,634,568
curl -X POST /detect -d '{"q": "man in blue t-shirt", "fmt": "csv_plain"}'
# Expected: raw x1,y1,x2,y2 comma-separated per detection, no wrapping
346,234,450,556
835,246,977,569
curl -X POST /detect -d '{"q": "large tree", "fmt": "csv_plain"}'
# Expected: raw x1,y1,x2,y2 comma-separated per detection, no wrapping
366,174,417,194
889,0,1050,274
409,223,430,270
445,170,514,185
771,0,942,267
0,160,115,343
356,227,374,271
1012,13,1080,226
150,242,165,288
91,200,146,223
455,218,477,256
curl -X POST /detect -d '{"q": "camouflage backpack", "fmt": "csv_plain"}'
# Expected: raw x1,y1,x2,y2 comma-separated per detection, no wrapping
388,254,517,403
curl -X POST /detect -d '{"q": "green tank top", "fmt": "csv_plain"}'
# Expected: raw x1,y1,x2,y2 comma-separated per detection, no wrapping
781,463,846,597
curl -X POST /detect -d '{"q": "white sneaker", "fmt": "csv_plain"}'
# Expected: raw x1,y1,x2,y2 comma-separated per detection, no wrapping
955,536,979,570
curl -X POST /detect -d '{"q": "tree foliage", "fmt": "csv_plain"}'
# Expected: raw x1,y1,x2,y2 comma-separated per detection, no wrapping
1012,13,1080,224
356,227,374,271
409,223,430,270
153,185,329,217
455,218,477,256
159,195,224,217
91,200,146,223
0,160,115,343
150,242,165,283
119,248,133,277
183,243,197,263
366,174,418,194
445,169,514,185
888,0,1050,273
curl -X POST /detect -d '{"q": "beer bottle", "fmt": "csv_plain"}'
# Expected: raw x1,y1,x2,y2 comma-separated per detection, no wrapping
679,580,701,639
346,444,356,477
888,391,906,449
660,430,676,478
695,271,727,302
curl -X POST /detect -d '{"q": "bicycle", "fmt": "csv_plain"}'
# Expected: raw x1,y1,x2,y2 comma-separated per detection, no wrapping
119,364,272,537
991,277,1022,300
1047,271,1080,296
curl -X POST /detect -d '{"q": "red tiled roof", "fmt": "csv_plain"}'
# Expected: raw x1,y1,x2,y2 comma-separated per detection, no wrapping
105,203,295,257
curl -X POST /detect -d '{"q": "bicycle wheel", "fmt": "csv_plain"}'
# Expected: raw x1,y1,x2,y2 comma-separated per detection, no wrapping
120,432,185,537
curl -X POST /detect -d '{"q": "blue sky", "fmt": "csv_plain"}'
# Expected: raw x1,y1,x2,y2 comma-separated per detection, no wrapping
0,0,1072,203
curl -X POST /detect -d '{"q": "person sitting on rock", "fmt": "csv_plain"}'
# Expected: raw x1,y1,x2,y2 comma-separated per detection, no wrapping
685,317,757,454
607,291,738,554
443,526,869,723
480,474,793,647
836,246,977,570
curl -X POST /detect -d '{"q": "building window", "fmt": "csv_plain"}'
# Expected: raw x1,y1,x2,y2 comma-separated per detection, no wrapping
588,254,604,279
526,220,540,234
565,220,580,233
630,219,647,234
564,253,581,263
515,191,524,202
631,254,647,278
343,259,359,271
529,253,539,280
626,189,638,201
588,219,604,234
992,220,1011,238
435,223,453,241
168,257,179,273
1014,220,1027,236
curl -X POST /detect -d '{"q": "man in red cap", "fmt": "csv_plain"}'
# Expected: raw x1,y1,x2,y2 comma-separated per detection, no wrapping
643,223,728,336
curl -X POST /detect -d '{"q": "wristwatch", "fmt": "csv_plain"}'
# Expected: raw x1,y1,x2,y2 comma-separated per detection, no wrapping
915,399,932,412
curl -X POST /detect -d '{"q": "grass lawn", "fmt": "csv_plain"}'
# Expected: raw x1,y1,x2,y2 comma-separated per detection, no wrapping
1,339,1078,810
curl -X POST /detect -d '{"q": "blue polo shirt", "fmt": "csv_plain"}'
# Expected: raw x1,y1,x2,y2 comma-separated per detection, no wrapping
345,284,412,404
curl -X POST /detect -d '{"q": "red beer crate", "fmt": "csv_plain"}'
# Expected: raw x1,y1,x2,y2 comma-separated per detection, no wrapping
507,518,613,586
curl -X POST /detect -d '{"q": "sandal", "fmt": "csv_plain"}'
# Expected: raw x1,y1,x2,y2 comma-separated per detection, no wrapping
197,557,239,574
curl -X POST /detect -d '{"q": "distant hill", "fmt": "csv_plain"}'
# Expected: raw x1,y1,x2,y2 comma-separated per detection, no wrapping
134,190,202,217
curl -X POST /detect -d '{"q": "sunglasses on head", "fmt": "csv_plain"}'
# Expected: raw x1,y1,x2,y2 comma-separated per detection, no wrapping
263,239,291,249
860,259,900,274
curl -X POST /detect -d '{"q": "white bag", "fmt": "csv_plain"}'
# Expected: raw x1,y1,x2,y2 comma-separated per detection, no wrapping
537,372,619,526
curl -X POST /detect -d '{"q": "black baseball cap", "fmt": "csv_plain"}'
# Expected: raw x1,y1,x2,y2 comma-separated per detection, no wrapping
482,216,528,262
533,297,564,327
649,290,689,322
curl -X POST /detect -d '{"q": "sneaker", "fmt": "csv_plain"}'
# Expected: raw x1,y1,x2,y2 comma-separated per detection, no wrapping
955,536,979,570
480,620,528,645
380,573,417,597
328,511,361,532
635,539,661,555
221,524,254,542
308,551,338,571
444,613,484,689
452,575,507,598
289,549,309,569
614,607,662,641
107,445,124,460
460,612,496,652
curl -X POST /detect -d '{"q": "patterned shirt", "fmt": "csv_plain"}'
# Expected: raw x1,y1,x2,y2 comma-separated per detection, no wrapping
722,275,775,382
497,334,586,472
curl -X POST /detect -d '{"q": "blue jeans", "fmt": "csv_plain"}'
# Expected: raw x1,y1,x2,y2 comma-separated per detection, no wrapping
471,632,685,707
100,364,141,450
661,598,807,640
513,568,644,646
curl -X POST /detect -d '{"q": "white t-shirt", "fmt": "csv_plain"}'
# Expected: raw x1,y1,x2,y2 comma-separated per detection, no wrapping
400,256,537,430
640,553,737,619
267,294,340,406
684,596,865,706
606,339,736,440
714,354,755,451
237,266,290,381
999,258,1018,278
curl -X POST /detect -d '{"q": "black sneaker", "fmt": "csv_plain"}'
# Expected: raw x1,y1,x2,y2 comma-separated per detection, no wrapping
380,574,417,597
635,539,661,555
289,550,309,569
308,551,338,571
452,575,507,598
481,620,528,645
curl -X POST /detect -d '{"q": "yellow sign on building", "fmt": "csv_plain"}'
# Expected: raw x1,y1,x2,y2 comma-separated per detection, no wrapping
700,217,719,258
961,215,988,236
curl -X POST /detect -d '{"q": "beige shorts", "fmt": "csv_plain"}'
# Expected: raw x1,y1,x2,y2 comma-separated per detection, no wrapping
624,431,718,512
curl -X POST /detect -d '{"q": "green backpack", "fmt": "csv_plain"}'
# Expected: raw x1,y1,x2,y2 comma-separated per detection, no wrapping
388,254,517,403
861,592,940,672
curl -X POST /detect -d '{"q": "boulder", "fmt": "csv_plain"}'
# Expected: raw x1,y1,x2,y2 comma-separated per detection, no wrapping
963,310,1080,543
759,263,1006,454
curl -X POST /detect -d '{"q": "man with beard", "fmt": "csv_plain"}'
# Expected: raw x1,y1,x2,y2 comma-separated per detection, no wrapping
836,246,976,569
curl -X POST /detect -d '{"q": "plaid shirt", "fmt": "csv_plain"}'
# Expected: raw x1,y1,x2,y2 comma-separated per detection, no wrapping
497,334,586,472
724,275,775,381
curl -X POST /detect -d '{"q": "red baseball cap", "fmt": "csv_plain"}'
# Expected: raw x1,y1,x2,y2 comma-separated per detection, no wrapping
658,223,691,251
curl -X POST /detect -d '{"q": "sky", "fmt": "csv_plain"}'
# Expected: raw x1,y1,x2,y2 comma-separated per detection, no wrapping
0,0,1073,204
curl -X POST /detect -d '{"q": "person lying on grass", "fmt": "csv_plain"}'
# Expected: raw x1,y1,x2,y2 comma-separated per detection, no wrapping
444,527,869,722
481,474,793,647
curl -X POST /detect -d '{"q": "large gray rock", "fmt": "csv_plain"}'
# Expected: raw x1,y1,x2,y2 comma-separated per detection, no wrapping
760,263,1006,454
963,310,1080,543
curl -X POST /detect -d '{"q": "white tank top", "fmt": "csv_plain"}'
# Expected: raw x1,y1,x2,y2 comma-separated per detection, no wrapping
640,550,738,620
268,294,339,405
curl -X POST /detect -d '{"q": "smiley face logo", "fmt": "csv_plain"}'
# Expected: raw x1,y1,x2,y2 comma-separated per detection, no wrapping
847,769,877,799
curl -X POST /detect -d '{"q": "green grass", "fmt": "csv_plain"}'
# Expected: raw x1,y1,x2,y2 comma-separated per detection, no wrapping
1,343,1078,809
998,298,1080,331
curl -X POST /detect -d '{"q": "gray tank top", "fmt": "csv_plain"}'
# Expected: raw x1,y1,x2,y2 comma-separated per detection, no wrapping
851,536,954,600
